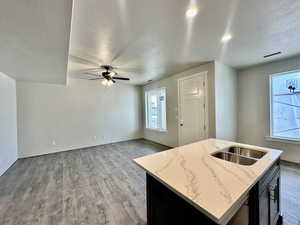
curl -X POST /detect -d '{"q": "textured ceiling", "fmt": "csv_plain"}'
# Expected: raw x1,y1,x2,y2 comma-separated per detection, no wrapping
0,0,73,84
68,0,300,85
1,0,299,85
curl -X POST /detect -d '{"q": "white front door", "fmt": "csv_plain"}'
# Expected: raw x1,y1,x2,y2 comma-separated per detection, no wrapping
178,72,208,146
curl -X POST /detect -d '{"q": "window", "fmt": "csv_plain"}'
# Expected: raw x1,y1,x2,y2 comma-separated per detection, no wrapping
145,88,167,131
270,70,300,141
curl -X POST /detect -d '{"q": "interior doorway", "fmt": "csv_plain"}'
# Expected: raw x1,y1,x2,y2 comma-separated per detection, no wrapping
178,72,208,146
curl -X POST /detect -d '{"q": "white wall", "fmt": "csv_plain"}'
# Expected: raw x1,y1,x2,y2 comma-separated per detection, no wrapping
143,63,216,147
237,55,300,163
0,73,18,176
215,61,237,141
17,78,143,158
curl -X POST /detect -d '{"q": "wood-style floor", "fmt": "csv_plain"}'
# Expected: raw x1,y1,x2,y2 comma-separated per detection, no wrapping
0,139,299,225
281,161,300,225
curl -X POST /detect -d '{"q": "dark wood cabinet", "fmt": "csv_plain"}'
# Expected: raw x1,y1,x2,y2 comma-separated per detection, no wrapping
258,186,270,225
146,174,217,225
249,160,281,225
257,171,280,225
269,171,280,225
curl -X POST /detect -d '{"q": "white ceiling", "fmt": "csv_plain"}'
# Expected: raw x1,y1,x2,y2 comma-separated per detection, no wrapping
0,0,73,84
69,0,300,85
1,0,299,85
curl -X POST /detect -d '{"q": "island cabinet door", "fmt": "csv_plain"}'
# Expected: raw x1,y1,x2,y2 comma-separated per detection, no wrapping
258,170,280,225
249,161,281,225
268,171,280,225
258,187,269,225
146,174,217,225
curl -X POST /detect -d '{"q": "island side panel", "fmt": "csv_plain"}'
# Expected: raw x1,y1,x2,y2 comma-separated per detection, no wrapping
248,159,282,225
146,173,218,225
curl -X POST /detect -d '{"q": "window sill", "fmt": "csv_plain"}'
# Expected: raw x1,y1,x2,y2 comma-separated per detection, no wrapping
145,128,168,133
265,136,300,145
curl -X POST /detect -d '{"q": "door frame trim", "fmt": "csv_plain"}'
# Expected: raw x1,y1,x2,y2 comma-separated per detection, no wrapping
177,72,209,146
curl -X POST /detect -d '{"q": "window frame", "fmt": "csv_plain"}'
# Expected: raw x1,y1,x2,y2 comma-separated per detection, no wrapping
145,87,167,132
269,69,300,142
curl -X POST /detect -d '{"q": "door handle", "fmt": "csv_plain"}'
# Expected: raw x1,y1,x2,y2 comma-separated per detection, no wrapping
269,186,275,200
269,184,278,202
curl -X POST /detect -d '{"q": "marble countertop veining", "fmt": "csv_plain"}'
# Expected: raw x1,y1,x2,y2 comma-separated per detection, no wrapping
133,139,282,224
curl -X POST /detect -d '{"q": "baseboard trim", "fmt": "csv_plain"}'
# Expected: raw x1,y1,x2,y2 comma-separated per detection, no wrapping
19,137,143,159
0,159,18,177
141,138,173,149
280,159,300,168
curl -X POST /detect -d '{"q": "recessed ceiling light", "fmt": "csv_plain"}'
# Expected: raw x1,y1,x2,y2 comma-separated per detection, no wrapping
186,8,198,18
221,33,232,43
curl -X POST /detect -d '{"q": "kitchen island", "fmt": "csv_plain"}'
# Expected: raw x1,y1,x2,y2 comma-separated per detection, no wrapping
134,139,283,225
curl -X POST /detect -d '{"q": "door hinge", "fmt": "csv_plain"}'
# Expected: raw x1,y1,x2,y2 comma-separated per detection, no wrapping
203,104,205,109
203,81,205,87
204,125,206,130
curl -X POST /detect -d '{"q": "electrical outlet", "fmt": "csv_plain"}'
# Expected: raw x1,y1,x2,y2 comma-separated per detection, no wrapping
93,136,97,140
52,140,56,146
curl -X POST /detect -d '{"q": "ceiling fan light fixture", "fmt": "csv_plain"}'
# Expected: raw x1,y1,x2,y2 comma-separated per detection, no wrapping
107,80,114,86
101,79,114,86
81,63,129,84
102,79,108,85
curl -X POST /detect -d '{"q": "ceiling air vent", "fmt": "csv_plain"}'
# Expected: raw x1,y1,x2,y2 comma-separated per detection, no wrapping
264,52,282,58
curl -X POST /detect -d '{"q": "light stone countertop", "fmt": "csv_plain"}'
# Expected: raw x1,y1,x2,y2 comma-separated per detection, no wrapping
133,139,283,225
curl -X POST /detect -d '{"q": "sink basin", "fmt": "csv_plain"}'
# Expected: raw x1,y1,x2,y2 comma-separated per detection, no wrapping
211,146,268,166
227,147,267,159
212,152,257,166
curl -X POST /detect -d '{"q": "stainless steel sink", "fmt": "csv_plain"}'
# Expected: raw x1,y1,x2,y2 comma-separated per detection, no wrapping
212,152,257,166
211,146,267,166
227,147,267,159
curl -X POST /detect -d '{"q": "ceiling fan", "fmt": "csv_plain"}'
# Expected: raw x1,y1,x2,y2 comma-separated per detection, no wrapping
82,65,130,86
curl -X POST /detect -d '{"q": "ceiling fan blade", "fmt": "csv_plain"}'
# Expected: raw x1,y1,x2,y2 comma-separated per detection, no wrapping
84,72,101,77
69,55,100,67
89,78,103,80
83,68,102,71
79,78,102,80
113,77,130,80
